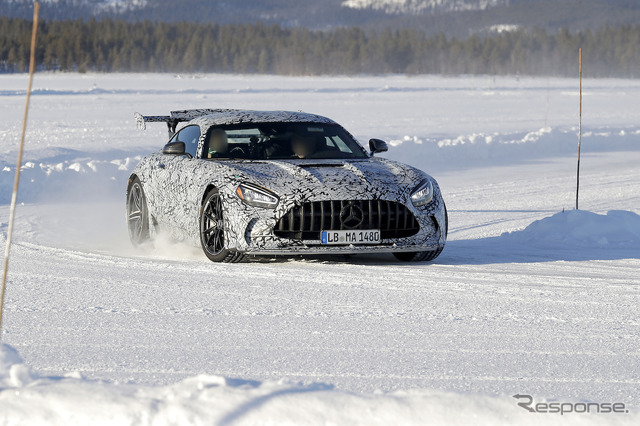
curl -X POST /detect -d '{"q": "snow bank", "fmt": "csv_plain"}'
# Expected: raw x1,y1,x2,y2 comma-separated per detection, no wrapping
504,210,640,248
388,127,640,171
0,156,137,204
0,344,633,426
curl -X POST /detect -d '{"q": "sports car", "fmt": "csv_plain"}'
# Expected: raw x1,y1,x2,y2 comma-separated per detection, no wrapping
127,109,447,262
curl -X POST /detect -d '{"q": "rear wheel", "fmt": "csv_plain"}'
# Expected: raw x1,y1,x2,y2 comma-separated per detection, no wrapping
126,177,149,246
393,203,448,262
200,188,244,263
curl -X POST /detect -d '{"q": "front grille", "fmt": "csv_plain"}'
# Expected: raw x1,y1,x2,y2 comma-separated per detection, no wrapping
274,200,420,240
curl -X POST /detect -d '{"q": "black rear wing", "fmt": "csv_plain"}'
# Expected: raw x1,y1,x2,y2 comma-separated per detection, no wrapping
134,109,237,137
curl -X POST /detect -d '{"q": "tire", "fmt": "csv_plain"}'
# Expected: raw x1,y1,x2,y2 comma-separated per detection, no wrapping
199,188,245,263
126,177,150,246
393,203,448,263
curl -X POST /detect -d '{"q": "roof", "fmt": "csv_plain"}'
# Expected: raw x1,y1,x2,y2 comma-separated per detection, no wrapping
187,109,337,128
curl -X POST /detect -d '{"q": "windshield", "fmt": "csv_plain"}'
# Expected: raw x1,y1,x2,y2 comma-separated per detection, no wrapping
201,122,368,160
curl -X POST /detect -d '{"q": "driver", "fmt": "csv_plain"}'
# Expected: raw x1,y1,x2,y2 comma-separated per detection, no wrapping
291,134,318,159
207,128,228,158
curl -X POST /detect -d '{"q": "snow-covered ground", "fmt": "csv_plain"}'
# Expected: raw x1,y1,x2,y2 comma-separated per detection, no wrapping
0,73,639,424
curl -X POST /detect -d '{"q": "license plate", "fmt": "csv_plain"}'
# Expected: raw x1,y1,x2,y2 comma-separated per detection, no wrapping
321,229,381,245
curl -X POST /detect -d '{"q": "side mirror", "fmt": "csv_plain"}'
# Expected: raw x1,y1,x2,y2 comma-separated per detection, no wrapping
369,138,389,156
163,141,186,155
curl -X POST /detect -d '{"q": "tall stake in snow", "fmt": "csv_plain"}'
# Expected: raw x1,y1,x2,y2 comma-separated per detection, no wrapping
576,47,582,210
0,2,40,343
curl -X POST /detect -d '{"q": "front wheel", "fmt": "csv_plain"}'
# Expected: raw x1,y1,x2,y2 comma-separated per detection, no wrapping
199,189,244,263
393,203,448,263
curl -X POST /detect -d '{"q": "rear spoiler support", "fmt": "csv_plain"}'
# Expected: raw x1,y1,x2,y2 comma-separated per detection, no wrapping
134,109,237,138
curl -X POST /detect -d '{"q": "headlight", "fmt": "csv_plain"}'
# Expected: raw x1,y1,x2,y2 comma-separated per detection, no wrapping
236,183,279,209
410,179,434,207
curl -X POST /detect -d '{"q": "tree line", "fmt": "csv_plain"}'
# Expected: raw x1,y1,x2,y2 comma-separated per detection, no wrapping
1,17,639,77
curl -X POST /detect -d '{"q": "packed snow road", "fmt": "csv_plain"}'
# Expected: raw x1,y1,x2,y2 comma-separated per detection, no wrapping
0,74,639,418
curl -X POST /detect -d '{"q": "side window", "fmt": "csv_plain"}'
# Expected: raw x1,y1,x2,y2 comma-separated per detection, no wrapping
170,125,201,158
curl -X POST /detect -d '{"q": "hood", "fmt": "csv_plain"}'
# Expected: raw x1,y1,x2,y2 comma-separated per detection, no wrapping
216,158,427,201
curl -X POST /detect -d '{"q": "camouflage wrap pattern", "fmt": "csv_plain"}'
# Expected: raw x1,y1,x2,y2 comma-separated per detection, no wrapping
129,110,446,256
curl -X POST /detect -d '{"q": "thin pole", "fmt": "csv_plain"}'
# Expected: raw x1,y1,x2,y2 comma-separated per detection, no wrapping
0,2,40,343
576,47,582,210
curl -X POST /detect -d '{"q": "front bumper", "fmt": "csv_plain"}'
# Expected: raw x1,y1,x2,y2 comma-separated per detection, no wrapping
241,240,444,256
219,184,447,256
235,208,445,255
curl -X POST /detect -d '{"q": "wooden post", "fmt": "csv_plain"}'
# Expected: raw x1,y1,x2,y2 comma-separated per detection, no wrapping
0,2,40,343
576,48,582,210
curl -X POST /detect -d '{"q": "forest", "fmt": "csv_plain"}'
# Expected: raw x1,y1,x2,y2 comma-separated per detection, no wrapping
1,17,639,77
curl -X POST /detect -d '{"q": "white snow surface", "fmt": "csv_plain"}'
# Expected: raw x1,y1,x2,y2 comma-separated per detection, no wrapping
0,73,639,424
